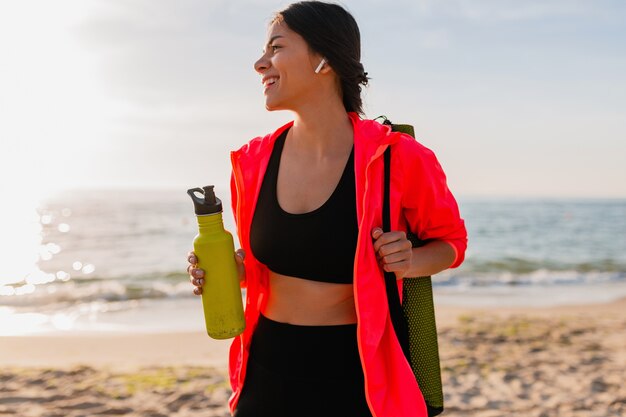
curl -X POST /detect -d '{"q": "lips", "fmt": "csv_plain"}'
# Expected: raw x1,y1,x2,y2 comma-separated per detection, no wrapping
262,76,279,92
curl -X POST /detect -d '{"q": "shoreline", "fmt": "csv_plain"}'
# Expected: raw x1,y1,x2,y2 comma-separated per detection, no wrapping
2,296,624,371
2,296,624,416
4,280,626,337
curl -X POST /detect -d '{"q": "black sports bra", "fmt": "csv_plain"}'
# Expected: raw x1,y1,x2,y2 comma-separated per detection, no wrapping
250,127,358,284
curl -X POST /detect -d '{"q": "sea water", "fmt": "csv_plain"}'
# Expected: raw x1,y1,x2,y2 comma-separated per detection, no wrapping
0,188,624,335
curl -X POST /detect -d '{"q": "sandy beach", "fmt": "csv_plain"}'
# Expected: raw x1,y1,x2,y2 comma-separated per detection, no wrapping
1,297,624,417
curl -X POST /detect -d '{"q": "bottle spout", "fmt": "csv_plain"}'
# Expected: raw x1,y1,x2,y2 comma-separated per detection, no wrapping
203,185,217,205
187,185,223,215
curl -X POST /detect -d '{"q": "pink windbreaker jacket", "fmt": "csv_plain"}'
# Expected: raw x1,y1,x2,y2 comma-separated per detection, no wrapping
228,111,468,417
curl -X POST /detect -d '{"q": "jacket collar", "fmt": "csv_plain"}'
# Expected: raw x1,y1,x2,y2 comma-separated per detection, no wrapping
231,111,401,167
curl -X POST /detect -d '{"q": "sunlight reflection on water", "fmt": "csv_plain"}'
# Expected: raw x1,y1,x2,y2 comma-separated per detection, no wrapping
0,185,121,335
0,189,82,333
0,192,45,288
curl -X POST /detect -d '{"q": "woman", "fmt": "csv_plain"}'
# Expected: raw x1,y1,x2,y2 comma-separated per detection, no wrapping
187,2,467,416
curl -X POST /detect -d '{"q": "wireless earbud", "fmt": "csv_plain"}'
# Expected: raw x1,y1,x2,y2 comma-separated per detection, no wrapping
314,58,326,74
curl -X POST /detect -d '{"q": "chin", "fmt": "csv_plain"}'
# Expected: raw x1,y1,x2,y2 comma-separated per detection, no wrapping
264,98,286,112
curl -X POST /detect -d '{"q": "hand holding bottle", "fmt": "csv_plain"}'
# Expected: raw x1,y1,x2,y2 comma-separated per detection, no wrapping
187,249,246,295
186,185,246,339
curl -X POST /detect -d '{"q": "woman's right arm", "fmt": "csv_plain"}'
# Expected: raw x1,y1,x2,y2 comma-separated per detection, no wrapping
187,249,246,295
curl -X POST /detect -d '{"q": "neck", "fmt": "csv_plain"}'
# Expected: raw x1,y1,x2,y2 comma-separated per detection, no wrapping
287,96,355,160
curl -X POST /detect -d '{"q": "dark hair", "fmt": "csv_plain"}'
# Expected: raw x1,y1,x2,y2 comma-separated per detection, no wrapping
271,1,370,116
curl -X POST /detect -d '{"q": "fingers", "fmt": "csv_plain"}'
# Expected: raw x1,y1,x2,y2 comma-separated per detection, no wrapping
372,229,412,280
189,272,204,296
379,250,408,265
377,246,410,277
382,259,410,271
376,239,412,259
187,251,203,296
235,249,246,284
189,272,204,287
382,260,411,281
189,274,204,285
372,228,383,240
187,249,246,294
188,265,204,279
372,229,408,255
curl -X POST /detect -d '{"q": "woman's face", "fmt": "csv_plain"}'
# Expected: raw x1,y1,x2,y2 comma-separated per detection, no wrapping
254,20,327,111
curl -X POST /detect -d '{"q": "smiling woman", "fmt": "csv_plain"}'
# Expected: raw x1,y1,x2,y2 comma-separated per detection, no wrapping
184,2,467,417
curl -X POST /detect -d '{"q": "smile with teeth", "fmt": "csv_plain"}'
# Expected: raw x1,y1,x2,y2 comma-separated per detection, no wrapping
264,77,279,88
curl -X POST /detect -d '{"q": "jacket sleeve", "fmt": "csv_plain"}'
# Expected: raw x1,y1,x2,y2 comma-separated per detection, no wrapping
399,136,468,269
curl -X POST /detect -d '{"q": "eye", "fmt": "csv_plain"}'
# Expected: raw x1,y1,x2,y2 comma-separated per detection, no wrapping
262,44,281,55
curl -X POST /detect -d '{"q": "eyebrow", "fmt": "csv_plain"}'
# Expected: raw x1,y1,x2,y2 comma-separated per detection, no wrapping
262,35,284,52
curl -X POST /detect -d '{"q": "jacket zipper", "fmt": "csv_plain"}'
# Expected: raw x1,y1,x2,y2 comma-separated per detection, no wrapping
354,143,388,417
229,150,246,404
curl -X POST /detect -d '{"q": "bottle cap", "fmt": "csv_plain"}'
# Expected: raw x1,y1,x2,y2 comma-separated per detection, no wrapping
187,185,223,215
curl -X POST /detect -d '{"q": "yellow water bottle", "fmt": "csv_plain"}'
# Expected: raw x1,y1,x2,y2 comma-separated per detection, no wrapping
187,185,245,339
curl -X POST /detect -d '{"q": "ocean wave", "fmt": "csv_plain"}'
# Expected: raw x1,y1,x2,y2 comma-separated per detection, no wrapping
462,257,625,274
435,269,625,287
1,268,624,309
0,279,196,308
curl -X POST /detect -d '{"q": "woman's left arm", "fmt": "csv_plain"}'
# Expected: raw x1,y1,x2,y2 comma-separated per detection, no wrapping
371,136,468,280
371,229,456,279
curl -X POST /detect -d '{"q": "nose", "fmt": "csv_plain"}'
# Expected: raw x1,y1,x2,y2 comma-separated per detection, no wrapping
254,53,270,75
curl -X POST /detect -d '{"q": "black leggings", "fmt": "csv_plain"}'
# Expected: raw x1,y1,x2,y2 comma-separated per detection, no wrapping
233,313,374,417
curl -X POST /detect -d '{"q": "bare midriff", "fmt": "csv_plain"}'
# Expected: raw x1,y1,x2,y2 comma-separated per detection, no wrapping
261,270,357,325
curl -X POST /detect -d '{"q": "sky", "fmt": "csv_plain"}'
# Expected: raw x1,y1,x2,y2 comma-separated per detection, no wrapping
1,0,625,199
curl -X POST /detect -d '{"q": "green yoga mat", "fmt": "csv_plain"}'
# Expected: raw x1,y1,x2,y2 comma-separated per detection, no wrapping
381,118,444,416
403,273,444,415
